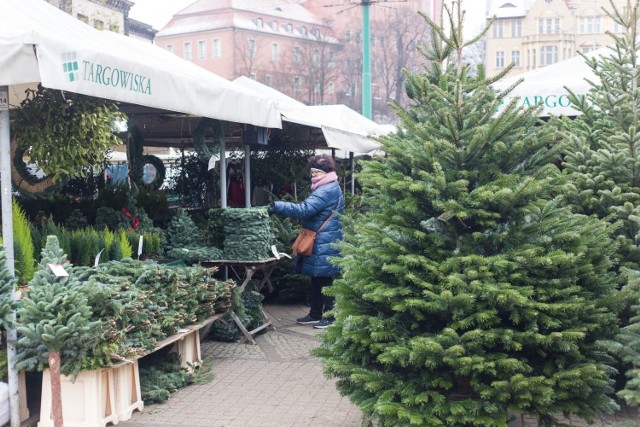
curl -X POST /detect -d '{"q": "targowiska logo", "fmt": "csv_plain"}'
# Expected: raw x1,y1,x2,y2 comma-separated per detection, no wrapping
61,51,79,82
61,51,151,95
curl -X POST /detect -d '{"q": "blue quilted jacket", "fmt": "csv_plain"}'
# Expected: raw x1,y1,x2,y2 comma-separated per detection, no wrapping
273,180,344,277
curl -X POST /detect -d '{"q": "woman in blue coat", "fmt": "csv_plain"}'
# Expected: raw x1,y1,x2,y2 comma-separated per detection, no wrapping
270,155,344,329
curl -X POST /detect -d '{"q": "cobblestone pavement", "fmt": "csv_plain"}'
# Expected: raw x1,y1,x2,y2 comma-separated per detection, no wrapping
118,303,640,427
118,303,363,427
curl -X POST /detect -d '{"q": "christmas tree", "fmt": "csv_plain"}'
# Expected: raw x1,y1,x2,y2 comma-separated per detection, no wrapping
559,0,640,406
314,2,620,426
0,242,16,329
16,236,100,427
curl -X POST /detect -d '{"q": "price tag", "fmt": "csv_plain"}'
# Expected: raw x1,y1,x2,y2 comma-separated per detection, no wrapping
47,263,69,277
0,90,8,111
138,236,144,258
94,249,104,267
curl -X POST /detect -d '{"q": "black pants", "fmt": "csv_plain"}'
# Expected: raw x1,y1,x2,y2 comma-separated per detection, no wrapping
309,276,334,320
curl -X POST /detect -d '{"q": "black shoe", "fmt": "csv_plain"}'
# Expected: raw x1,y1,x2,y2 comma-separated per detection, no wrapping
297,314,321,325
313,318,333,329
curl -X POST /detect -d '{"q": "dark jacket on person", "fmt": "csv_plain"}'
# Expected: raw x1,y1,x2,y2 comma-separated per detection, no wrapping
273,180,343,277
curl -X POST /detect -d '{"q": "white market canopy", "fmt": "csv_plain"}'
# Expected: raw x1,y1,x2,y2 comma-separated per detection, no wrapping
492,48,607,117
233,76,394,154
0,0,282,129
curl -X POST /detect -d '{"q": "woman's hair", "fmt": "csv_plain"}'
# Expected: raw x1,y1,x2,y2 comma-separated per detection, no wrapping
308,154,336,173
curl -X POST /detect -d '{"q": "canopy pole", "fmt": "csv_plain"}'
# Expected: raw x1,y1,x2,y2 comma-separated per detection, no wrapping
244,145,251,208
0,86,21,427
220,139,227,208
350,152,355,195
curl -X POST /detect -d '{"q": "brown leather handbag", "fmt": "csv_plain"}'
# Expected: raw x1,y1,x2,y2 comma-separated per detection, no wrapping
292,207,337,256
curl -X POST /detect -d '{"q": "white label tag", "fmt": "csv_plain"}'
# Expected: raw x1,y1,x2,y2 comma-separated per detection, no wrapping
270,245,292,260
138,236,144,258
0,90,7,111
208,155,217,171
47,264,69,277
94,249,104,267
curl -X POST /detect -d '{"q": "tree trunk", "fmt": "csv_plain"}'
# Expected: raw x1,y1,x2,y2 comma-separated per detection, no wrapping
49,351,63,427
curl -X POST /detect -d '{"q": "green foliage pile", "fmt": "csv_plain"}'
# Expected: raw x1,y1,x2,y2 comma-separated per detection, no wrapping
139,351,213,405
222,208,274,260
558,0,640,406
74,260,235,358
313,4,620,426
206,208,225,248
164,209,223,262
13,200,35,285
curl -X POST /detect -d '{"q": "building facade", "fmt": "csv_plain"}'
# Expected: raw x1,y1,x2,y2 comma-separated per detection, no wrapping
486,0,627,77
155,0,441,123
45,0,156,42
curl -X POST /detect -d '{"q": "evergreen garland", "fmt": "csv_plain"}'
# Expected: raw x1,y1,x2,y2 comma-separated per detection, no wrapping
193,118,224,161
313,3,620,426
164,209,223,262
208,281,264,342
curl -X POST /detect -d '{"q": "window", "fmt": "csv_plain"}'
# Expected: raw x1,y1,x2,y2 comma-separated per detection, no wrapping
496,51,505,68
109,23,119,32
299,26,307,36
183,42,192,61
493,21,504,38
555,18,561,33
345,29,351,42
371,35,375,47
286,24,292,33
595,16,601,32
250,73,257,80
270,21,278,30
77,14,89,24
198,41,206,60
166,44,174,53
379,36,385,47
539,19,544,34
94,20,104,30
248,39,256,58
266,75,273,86
546,18,552,34
532,48,536,67
512,50,520,67
311,28,320,37
511,19,522,37
255,18,263,28
293,76,301,93
212,39,221,58
540,45,558,66
314,82,320,94
271,43,280,61
293,46,301,64
328,81,334,95
312,49,320,65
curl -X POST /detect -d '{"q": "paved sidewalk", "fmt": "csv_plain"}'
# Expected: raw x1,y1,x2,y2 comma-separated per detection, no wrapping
119,303,363,427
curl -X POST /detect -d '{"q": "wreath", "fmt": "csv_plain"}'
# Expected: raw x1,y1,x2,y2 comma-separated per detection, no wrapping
141,155,166,190
10,137,63,197
193,118,224,160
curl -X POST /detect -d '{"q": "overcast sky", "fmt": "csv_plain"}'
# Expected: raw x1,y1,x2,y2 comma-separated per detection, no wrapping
129,0,487,37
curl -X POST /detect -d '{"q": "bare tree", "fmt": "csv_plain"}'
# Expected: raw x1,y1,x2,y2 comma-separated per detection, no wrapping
234,32,262,78
294,34,340,105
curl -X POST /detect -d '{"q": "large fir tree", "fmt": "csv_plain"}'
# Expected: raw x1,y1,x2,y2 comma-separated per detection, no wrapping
314,2,620,426
559,0,640,407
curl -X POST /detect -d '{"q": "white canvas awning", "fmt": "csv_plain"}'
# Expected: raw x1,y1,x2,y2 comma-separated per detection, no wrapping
0,0,282,128
233,76,394,154
492,48,608,117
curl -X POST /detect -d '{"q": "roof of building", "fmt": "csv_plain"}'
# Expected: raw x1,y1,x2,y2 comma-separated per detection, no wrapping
157,0,335,41
489,0,528,18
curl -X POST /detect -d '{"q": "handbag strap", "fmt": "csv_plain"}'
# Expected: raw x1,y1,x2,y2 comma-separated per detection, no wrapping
316,199,341,234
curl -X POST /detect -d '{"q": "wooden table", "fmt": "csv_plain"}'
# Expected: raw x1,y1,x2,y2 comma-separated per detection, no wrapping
201,258,280,344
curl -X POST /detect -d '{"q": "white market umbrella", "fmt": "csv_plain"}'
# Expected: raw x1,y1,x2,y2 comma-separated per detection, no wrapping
233,76,394,154
492,48,608,117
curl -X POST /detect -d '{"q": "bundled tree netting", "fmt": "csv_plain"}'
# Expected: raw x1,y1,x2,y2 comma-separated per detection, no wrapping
164,208,223,262
206,208,225,249
221,208,275,260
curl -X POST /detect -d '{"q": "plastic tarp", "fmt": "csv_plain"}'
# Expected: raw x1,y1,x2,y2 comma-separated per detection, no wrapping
492,48,608,117
233,76,394,154
0,0,282,128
